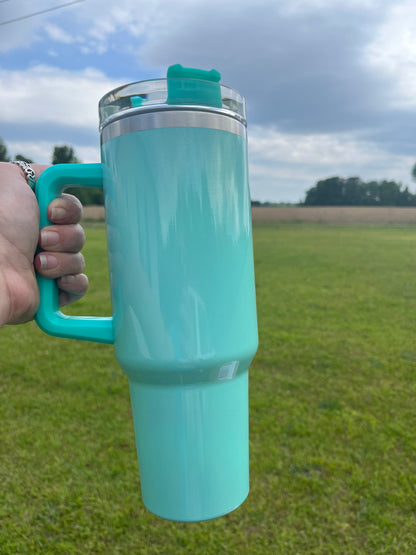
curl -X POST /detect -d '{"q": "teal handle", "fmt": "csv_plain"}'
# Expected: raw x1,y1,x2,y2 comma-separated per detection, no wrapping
35,163,114,344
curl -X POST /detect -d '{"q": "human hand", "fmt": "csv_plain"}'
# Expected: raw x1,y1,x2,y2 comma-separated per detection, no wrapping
0,162,88,326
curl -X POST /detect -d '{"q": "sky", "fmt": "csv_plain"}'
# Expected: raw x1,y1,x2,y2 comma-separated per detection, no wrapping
1,0,416,203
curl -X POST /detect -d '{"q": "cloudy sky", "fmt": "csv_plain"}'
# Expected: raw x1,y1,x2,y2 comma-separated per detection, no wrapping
1,0,415,202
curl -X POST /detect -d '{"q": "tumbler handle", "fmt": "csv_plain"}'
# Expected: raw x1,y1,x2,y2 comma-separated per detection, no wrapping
35,163,114,344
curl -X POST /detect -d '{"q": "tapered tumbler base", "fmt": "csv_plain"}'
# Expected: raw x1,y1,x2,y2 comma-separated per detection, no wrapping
129,370,249,522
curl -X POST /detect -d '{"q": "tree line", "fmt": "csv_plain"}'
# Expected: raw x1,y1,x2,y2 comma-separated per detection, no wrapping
0,138,103,205
303,176,416,206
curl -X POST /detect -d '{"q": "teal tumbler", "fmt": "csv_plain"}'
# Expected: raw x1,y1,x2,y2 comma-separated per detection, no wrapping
35,65,258,521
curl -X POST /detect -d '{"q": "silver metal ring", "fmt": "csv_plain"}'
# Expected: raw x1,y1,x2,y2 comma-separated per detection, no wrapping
101,108,247,144
11,160,36,190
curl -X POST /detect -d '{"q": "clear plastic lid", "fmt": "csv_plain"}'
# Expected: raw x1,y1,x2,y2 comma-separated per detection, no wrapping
99,65,246,130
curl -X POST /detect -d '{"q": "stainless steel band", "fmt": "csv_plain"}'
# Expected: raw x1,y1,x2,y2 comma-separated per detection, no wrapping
101,108,247,144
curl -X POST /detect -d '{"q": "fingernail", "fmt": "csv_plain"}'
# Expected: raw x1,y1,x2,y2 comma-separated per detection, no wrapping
40,230,60,247
51,206,66,221
60,275,75,285
39,254,58,270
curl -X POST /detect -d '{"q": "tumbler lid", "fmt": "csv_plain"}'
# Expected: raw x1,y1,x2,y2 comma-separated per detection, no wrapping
99,64,246,130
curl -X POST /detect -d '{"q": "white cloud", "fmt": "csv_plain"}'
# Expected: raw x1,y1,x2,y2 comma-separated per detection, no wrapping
0,0,53,52
0,66,119,128
279,0,383,16
249,127,383,167
44,23,75,44
0,0,155,54
364,0,416,109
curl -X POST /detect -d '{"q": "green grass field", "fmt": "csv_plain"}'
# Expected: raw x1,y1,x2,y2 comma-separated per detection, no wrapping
1,223,416,554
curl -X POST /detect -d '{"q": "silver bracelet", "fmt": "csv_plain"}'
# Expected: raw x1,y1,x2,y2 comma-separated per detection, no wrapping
11,160,36,190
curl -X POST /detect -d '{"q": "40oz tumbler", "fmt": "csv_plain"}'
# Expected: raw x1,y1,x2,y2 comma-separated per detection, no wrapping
35,64,258,522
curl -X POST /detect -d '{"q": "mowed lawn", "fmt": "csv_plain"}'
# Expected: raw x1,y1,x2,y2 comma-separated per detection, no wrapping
1,222,416,553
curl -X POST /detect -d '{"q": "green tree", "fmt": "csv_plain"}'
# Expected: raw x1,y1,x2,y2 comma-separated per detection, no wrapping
363,180,380,205
377,180,402,206
399,185,416,206
343,177,366,205
411,163,416,182
52,145,80,165
304,177,346,205
14,153,34,164
0,138,10,162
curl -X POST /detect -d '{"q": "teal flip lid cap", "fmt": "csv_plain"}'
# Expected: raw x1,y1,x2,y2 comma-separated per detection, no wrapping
167,64,223,108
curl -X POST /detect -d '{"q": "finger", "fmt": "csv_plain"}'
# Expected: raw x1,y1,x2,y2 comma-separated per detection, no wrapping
57,273,89,307
34,252,85,279
59,289,86,308
47,193,83,224
39,223,85,253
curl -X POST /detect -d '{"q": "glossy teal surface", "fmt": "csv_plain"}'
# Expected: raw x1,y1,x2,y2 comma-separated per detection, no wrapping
129,372,249,522
102,127,258,384
101,124,258,521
